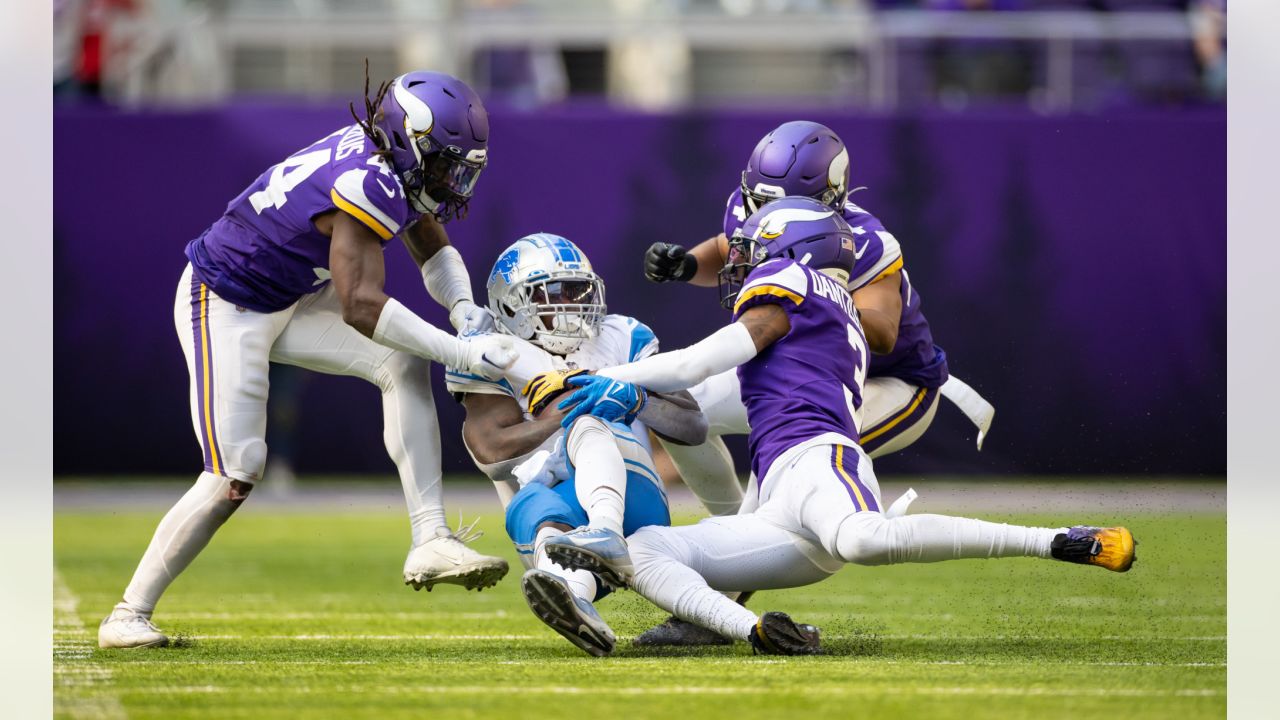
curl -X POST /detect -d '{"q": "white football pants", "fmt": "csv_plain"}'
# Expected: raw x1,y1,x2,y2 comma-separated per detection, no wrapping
119,264,445,614
665,371,940,516
629,433,1060,642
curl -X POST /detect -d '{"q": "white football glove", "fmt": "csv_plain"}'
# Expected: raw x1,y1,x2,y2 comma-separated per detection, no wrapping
464,334,517,381
449,300,498,337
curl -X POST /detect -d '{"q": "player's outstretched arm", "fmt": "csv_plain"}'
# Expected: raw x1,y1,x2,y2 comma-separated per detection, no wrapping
644,234,729,287
460,392,566,466
851,270,903,354
402,215,490,333
597,304,790,392
329,211,514,378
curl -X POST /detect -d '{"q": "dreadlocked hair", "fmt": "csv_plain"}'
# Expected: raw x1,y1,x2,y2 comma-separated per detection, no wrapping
349,58,393,161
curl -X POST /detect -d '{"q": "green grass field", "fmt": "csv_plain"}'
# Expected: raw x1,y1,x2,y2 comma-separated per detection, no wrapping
54,498,1225,720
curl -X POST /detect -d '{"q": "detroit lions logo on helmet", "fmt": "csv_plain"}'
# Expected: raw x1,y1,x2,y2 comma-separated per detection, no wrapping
489,247,523,285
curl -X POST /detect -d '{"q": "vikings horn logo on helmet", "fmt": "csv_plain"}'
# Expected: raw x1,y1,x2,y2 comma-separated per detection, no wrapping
755,207,837,240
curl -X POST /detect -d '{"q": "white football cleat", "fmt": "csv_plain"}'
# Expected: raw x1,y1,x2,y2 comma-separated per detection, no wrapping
98,605,169,649
404,521,509,592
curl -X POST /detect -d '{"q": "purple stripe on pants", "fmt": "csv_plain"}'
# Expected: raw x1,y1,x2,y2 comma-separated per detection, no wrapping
830,445,880,512
189,274,221,474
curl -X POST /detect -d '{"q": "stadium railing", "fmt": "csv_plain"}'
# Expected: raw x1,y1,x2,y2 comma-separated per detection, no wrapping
95,6,1223,112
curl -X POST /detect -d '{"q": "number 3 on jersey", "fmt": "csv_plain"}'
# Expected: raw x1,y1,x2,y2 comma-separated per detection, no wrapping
249,149,331,214
844,322,869,431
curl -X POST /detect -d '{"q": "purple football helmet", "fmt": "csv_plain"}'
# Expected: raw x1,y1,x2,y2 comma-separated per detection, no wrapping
374,71,489,222
719,196,857,309
740,121,850,216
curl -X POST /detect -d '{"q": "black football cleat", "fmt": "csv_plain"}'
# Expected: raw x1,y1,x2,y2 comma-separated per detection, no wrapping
747,612,821,656
634,615,733,647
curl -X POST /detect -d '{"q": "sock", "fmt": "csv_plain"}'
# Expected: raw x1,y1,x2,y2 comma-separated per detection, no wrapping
535,526,598,600
120,472,247,615
834,511,1065,566
378,352,449,545
566,418,627,536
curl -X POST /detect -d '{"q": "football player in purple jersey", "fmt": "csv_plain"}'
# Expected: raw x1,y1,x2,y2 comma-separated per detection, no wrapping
554,198,1135,655
645,121,994,514
637,121,995,645
98,70,518,649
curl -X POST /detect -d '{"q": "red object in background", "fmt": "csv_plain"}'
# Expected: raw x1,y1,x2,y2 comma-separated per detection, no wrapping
76,0,136,89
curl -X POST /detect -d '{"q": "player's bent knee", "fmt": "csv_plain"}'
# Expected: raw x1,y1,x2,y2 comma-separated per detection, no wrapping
566,414,612,441
833,512,894,566
504,483,581,549
227,438,269,485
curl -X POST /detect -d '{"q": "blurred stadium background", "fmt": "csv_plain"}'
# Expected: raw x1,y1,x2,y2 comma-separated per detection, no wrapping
52,0,1226,487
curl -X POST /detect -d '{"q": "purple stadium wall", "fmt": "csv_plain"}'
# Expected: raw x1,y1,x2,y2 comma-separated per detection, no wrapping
53,103,1225,477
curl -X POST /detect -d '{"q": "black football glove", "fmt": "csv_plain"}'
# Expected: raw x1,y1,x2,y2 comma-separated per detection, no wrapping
644,242,698,283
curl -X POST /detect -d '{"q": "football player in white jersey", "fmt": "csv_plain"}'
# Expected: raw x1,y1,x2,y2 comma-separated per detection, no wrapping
446,233,707,656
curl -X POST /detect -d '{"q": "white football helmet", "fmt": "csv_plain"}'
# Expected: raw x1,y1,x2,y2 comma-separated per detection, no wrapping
485,233,606,355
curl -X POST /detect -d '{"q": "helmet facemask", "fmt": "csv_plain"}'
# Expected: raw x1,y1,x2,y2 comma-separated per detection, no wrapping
718,232,770,310
496,272,606,355
399,128,487,221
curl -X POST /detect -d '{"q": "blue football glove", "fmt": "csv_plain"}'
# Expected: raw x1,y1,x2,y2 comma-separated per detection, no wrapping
558,374,647,429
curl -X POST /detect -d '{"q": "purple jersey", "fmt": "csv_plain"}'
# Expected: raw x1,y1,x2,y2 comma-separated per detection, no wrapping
186,124,415,313
732,258,869,481
724,189,948,390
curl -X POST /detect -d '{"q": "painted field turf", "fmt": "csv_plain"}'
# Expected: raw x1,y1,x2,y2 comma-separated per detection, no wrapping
54,506,1224,719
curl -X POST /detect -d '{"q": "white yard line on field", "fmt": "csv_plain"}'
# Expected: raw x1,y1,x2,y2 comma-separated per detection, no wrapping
53,569,127,720
157,609,1223,625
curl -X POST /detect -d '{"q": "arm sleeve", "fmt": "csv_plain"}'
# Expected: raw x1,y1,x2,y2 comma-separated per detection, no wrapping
596,322,758,393
421,245,475,312
371,297,470,368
